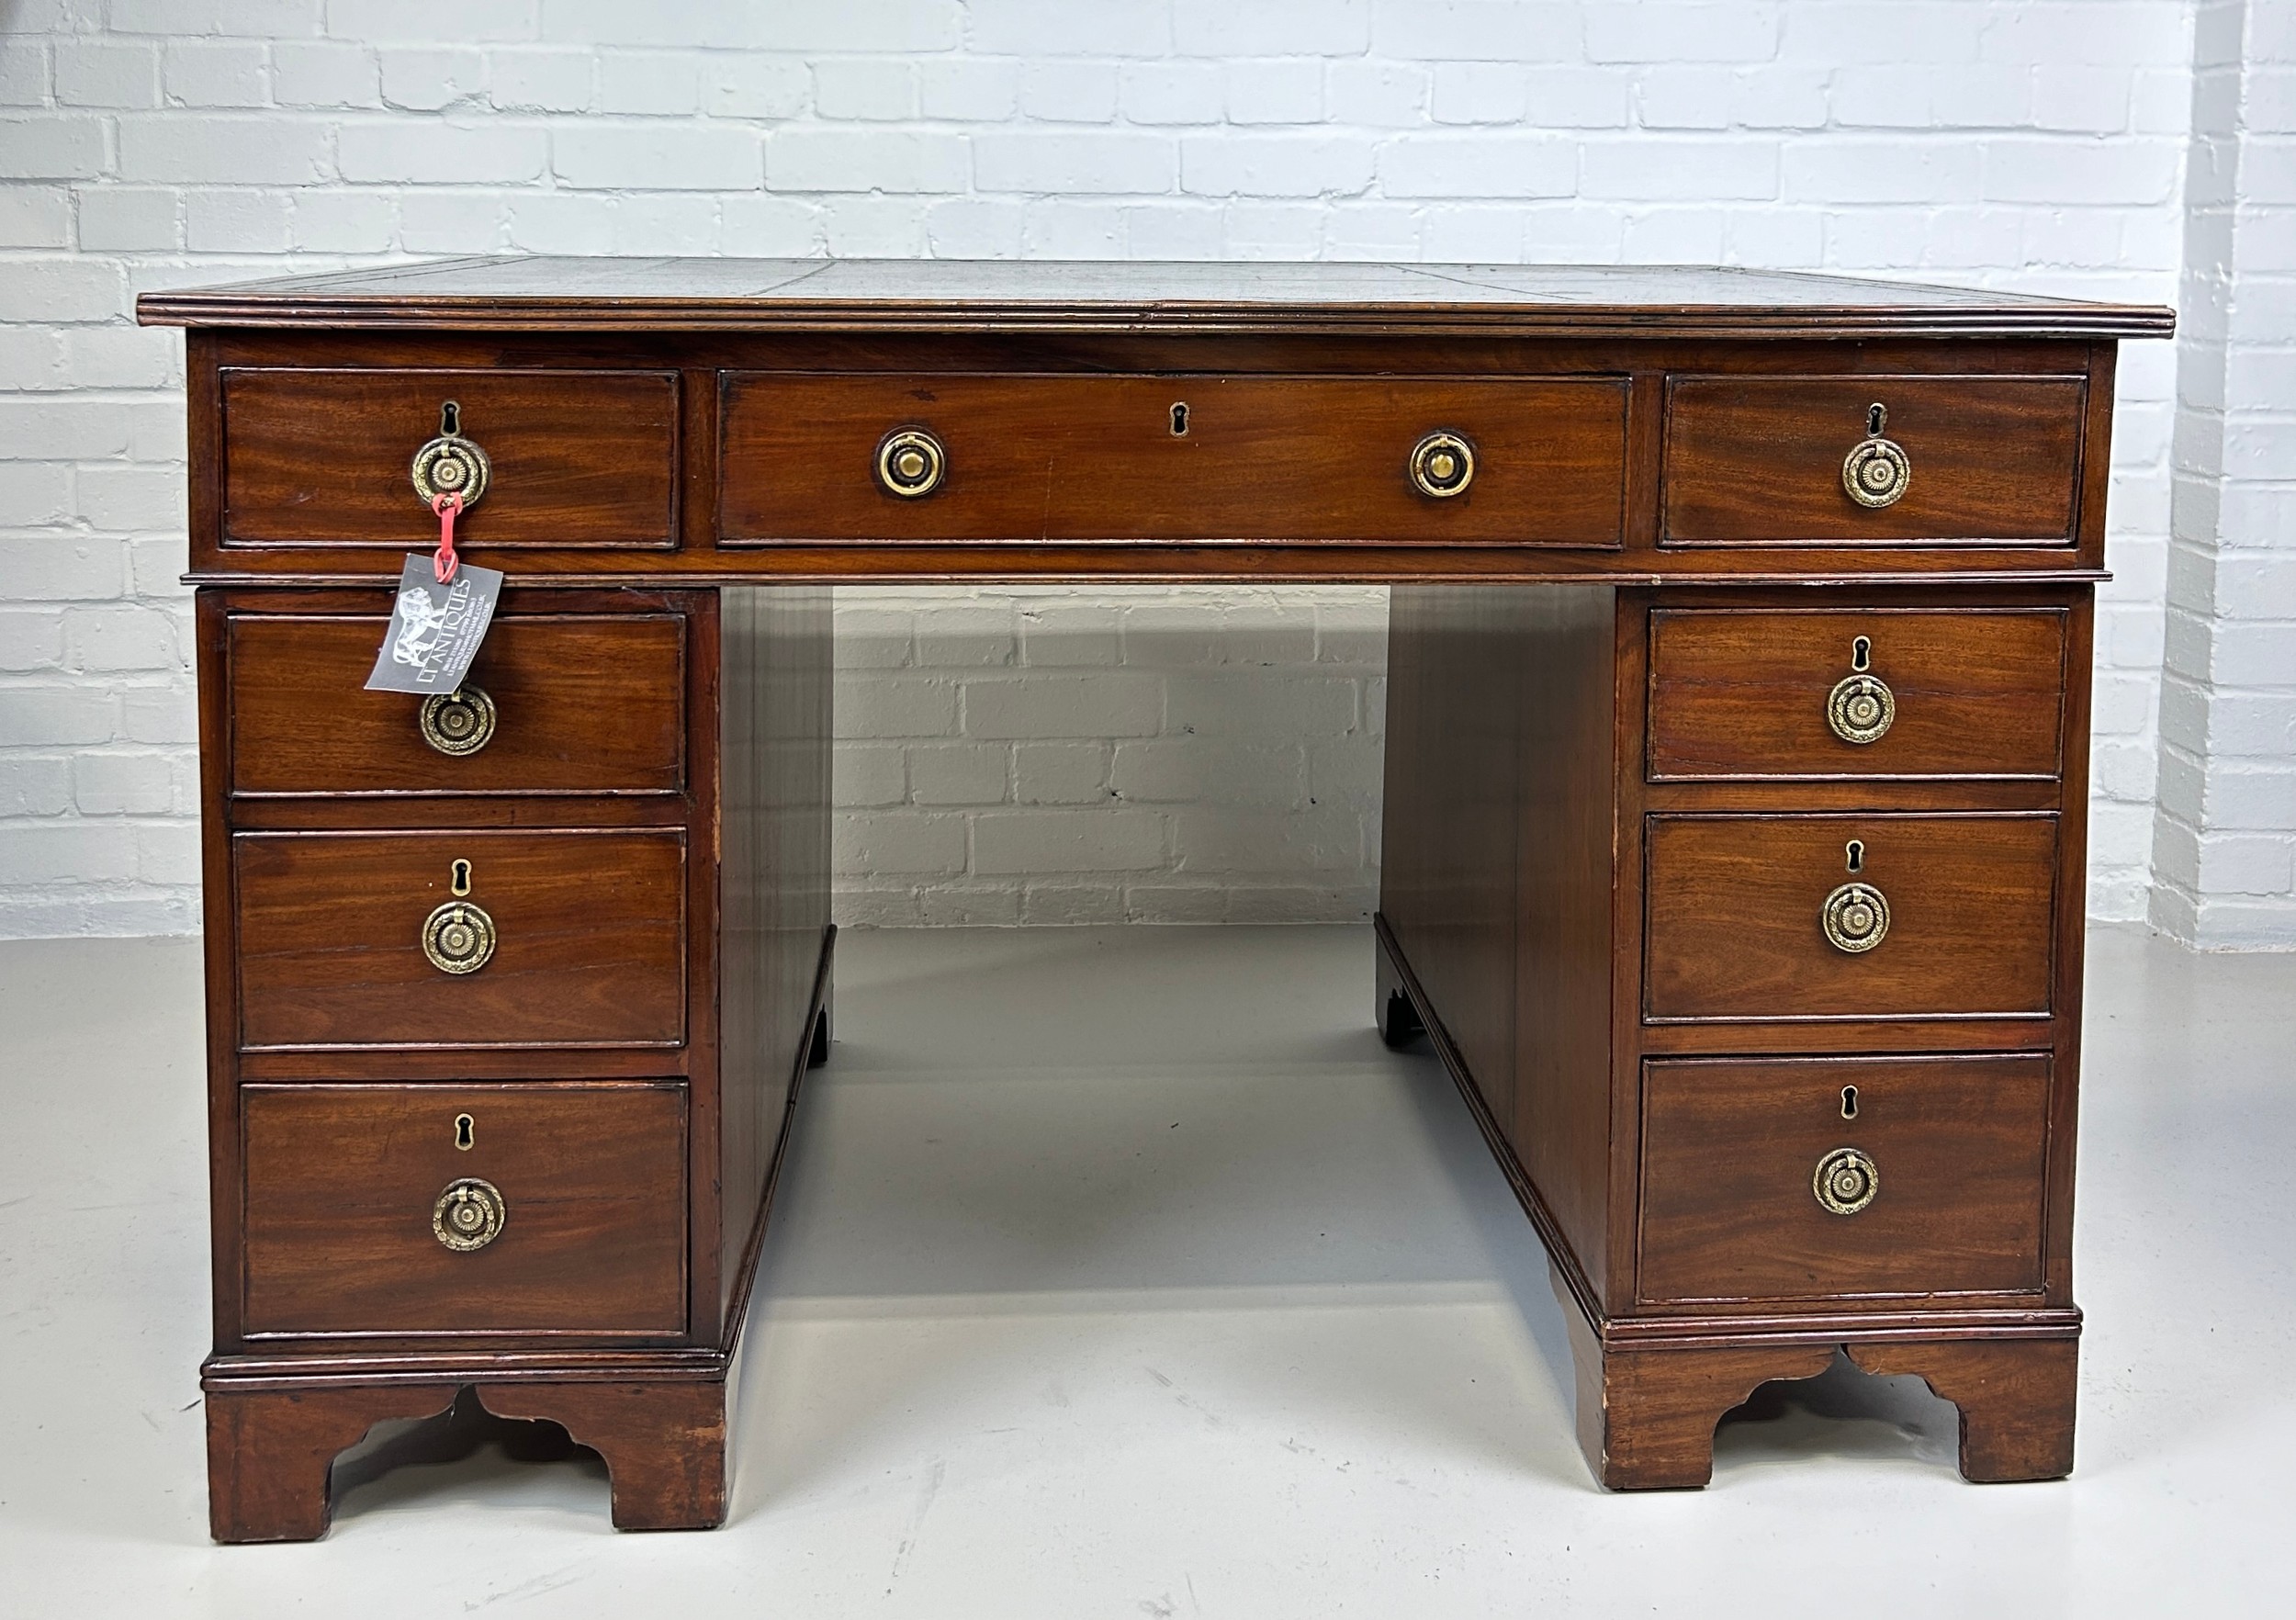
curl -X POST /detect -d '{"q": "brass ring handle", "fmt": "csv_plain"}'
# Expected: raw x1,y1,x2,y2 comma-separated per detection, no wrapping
411,402,490,509
422,899,497,974
1821,882,1890,953
1842,402,1909,509
1812,1147,1878,1216
433,1177,507,1251
876,428,946,499
1409,431,1475,499
418,685,497,757
1826,673,1895,745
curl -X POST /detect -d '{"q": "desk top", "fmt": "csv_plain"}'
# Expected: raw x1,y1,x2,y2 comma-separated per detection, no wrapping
138,256,2173,341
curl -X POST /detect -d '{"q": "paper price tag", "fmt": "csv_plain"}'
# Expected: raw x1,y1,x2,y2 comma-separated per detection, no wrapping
366,554,504,694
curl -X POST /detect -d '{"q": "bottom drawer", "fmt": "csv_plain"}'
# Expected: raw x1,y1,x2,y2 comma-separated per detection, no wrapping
1637,1055,2048,1307
241,1082,688,1338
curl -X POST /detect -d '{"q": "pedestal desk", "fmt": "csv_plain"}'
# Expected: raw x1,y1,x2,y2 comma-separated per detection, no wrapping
137,259,2173,1540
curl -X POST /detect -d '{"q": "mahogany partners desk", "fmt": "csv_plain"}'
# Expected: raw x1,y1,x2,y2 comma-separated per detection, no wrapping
136,259,2174,1541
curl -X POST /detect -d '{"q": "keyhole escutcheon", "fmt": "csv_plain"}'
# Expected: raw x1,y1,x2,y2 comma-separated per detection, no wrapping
454,1112,476,1151
450,858,473,897
1867,401,1887,436
1845,839,1864,873
1840,1086,1860,1120
440,399,462,437
1170,401,1189,437
1851,635,1872,672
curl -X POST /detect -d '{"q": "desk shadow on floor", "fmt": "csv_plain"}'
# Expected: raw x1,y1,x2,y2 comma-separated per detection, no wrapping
329,1389,611,1530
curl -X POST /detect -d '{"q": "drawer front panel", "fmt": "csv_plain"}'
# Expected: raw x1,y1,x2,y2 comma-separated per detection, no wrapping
1661,376,2085,545
1647,606,2066,781
1643,814,2056,1021
221,368,679,547
718,373,1628,545
234,829,686,1050
242,1082,688,1337
1638,1055,2049,1305
229,612,686,797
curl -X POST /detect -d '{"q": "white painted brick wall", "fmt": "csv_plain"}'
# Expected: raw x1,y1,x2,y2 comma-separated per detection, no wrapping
0,0,2210,936
2151,0,2296,946
835,587,1384,925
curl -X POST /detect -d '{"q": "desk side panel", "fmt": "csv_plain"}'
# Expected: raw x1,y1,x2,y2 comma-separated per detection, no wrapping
1380,584,1619,1289
718,585,833,1333
1381,587,1524,1128
1511,586,1620,1294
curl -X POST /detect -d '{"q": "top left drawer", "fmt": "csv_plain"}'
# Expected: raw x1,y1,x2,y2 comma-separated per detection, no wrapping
220,369,681,549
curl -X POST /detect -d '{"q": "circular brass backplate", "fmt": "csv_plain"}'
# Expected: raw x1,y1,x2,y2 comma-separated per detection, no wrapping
1409,431,1476,499
422,899,497,974
1821,881,1890,953
1826,673,1896,745
418,685,497,757
876,428,947,499
1842,434,1910,509
411,434,491,508
1813,1147,1879,1216
433,1177,507,1251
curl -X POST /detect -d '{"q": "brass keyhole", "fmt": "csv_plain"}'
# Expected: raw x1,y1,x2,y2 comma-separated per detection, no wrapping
1846,839,1864,873
1867,402,1886,436
1851,636,1872,673
450,859,473,897
1840,1086,1859,1120
1170,401,1188,437
454,1113,475,1151
440,399,461,437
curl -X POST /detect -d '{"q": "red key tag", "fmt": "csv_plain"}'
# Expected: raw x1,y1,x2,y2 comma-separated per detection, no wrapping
432,490,464,583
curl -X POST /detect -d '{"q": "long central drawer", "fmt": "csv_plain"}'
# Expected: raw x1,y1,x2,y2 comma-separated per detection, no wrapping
717,373,1629,545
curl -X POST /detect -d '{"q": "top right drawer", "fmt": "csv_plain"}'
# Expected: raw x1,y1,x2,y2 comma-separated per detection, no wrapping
1661,376,2087,546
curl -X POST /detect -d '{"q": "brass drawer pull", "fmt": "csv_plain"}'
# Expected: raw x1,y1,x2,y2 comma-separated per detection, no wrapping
417,684,497,756
1812,1147,1878,1216
1827,673,1895,744
1821,881,1889,952
876,427,946,498
422,899,496,974
1842,401,1909,509
1409,431,1475,499
411,399,490,509
433,1176,507,1251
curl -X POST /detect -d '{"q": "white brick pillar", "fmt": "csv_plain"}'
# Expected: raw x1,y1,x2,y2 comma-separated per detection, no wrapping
2153,0,2296,946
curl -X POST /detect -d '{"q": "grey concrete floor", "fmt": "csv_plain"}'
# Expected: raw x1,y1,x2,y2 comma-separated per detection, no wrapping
0,923,2290,1616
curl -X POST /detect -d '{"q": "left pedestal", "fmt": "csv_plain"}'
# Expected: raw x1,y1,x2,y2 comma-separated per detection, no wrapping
196,584,832,1541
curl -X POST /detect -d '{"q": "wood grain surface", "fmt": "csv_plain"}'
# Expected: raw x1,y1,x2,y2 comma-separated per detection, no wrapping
1642,813,2058,1021
1647,605,2066,781
221,367,679,547
240,1082,688,1337
227,611,687,796
1661,375,2086,544
232,828,687,1049
719,373,1628,545
1636,1054,2049,1305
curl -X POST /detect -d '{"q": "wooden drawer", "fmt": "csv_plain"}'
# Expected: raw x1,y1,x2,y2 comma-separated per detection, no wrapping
241,1082,687,1337
1643,813,2056,1022
1646,606,2066,781
1661,376,2086,545
233,829,686,1051
718,373,1627,546
220,368,679,548
1638,1055,2049,1305
227,610,686,797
